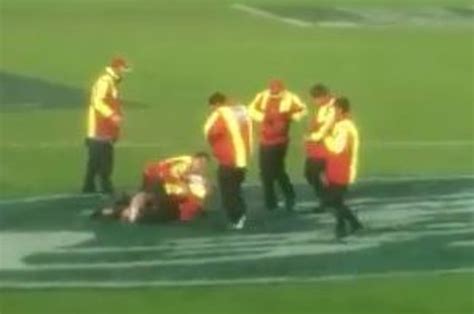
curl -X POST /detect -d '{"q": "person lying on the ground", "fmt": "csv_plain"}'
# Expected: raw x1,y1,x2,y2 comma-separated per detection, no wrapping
92,153,211,223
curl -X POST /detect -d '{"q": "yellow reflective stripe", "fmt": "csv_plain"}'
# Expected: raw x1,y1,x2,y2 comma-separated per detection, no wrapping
290,94,307,121
164,183,185,195
247,114,254,155
248,92,265,122
324,132,343,154
310,104,336,141
279,91,292,112
167,156,192,178
220,107,247,167
204,110,220,138
349,123,359,183
87,105,96,137
92,76,114,118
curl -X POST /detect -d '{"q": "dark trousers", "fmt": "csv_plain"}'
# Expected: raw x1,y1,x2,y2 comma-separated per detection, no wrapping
82,138,114,194
324,184,362,237
304,158,326,204
218,165,246,223
259,143,295,210
141,180,179,223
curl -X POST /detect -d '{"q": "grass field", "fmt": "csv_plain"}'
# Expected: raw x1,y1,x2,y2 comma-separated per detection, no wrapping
0,0,473,313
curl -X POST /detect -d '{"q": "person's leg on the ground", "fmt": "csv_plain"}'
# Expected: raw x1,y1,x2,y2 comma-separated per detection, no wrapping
98,141,114,194
328,185,362,238
323,185,347,238
305,158,326,212
274,143,295,211
218,165,235,223
259,145,277,210
82,139,100,193
234,167,247,223
218,165,246,225
335,185,363,232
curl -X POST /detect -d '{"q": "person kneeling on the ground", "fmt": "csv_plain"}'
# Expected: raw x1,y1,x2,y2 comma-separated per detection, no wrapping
93,152,211,224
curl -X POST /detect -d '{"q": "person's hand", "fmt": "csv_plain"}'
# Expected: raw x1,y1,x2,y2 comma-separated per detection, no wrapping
111,114,122,125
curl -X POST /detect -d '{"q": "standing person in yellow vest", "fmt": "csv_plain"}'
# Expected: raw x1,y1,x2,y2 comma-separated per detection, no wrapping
82,57,130,194
304,83,336,212
248,79,307,212
323,97,363,238
204,92,253,230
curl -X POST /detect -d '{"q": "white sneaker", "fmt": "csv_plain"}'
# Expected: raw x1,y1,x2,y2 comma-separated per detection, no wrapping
233,215,247,230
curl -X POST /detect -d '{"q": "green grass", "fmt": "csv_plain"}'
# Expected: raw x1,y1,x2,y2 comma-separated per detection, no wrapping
1,273,473,314
1,0,473,196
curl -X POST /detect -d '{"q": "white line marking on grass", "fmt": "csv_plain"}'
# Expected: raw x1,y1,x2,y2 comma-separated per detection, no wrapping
1,268,472,289
0,193,97,205
231,3,313,28
448,240,474,248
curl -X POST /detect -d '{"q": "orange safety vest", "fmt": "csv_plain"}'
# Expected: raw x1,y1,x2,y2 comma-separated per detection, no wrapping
324,117,360,185
249,90,307,146
204,105,253,168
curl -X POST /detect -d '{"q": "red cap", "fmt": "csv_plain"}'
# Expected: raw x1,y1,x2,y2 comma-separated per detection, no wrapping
268,79,285,95
110,57,129,70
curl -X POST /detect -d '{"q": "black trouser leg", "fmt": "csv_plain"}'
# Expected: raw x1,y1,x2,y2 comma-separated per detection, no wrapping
304,158,326,203
82,139,101,193
98,141,114,194
274,144,295,205
259,146,277,210
141,180,179,223
325,185,362,238
260,144,294,210
218,165,246,224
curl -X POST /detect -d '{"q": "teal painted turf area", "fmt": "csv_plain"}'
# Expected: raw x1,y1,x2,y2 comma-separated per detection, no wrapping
0,0,473,313
0,179,473,313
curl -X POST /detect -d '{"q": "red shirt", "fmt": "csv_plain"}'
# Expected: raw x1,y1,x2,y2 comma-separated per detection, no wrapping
249,90,307,146
142,156,192,190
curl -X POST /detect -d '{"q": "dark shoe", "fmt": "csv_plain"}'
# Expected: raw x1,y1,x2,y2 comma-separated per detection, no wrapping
335,223,348,239
265,202,278,211
82,187,97,194
350,222,364,235
312,206,326,214
285,197,296,212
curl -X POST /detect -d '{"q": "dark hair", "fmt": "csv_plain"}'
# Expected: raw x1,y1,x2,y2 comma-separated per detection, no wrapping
208,92,227,106
194,151,211,161
309,83,330,98
335,97,351,113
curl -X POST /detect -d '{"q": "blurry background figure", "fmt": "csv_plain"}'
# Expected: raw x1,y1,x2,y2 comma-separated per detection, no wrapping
323,97,363,238
82,57,130,194
304,83,336,213
204,92,252,230
249,79,307,211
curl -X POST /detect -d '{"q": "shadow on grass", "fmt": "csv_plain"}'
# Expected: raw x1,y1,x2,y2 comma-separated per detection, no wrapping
0,71,145,111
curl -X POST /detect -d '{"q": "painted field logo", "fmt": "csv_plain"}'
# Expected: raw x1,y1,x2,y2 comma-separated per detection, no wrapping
0,177,473,288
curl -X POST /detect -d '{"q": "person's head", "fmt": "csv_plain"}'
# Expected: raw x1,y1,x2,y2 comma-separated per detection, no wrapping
191,151,210,174
208,92,228,109
334,97,351,119
309,83,331,106
109,57,130,78
268,79,285,96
